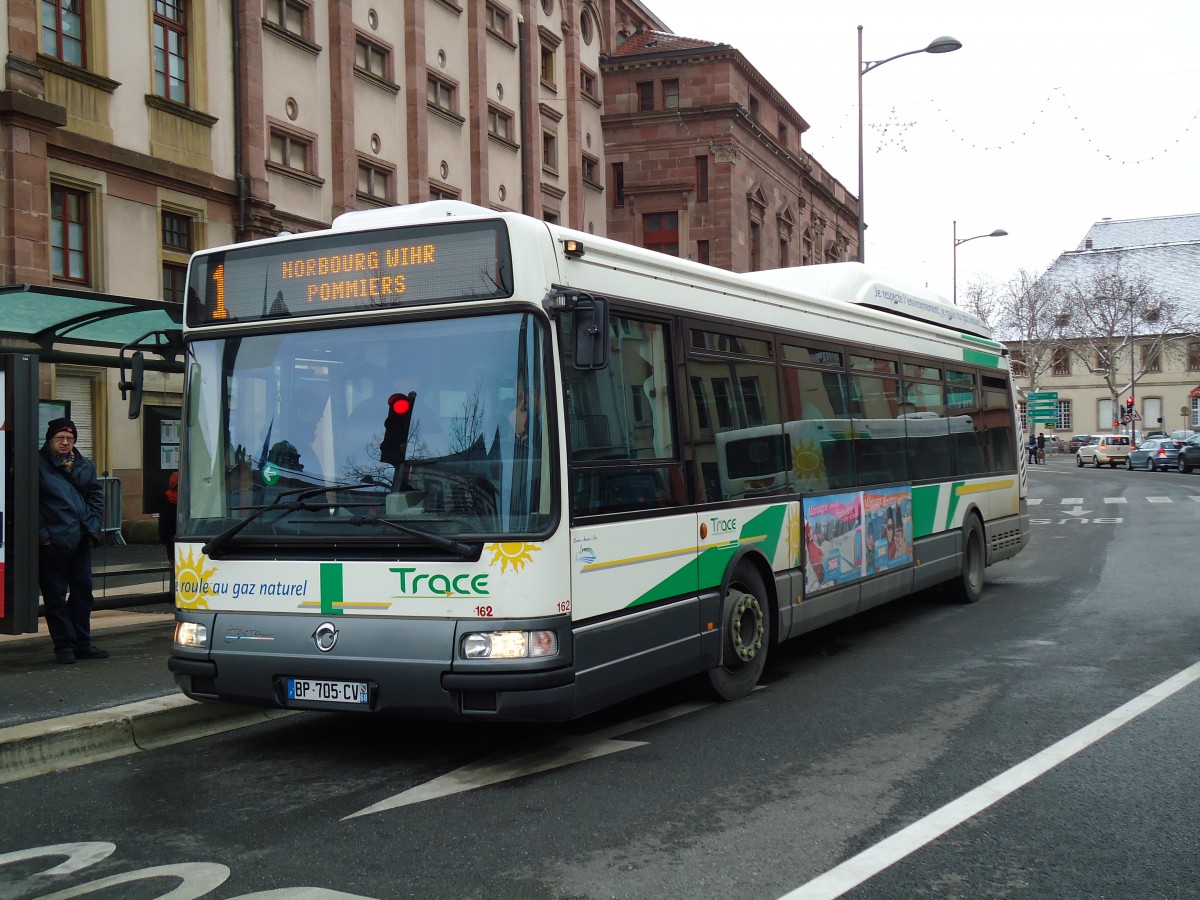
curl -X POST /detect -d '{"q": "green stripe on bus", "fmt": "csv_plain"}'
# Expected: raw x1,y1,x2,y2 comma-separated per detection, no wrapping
320,563,343,615
962,348,1001,368
959,333,1004,349
910,484,941,538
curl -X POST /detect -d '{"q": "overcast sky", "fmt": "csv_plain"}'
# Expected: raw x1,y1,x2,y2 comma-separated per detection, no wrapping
641,0,1200,302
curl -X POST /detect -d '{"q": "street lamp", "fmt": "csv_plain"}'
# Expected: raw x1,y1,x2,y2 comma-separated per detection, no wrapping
857,27,961,263
953,221,1007,305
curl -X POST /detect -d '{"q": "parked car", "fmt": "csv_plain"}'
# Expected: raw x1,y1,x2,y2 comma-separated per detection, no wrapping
1176,435,1200,473
1067,434,1095,454
1170,429,1198,442
1076,434,1132,468
1125,438,1183,471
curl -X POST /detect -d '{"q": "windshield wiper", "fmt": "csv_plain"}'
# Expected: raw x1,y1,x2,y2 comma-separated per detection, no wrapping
202,481,379,558
345,515,478,558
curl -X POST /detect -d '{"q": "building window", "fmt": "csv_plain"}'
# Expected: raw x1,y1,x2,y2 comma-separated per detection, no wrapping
662,79,679,109
580,67,597,101
612,162,624,208
153,0,189,104
51,185,89,284
163,263,187,304
487,105,514,141
778,121,788,146
779,238,788,268
264,0,310,39
1189,342,1200,370
748,94,760,120
358,160,393,203
643,212,679,257
485,2,512,40
268,126,314,175
427,74,456,114
41,0,85,66
695,156,708,202
162,211,192,253
579,8,594,45
355,34,391,80
1192,396,1200,428
1051,346,1070,376
540,43,556,88
696,240,710,265
541,128,558,173
582,154,598,185
1056,400,1072,431
750,221,762,270
637,82,654,111
429,183,460,201
1141,343,1161,373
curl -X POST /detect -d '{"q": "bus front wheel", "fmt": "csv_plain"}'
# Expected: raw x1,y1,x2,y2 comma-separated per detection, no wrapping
706,566,770,700
948,516,986,604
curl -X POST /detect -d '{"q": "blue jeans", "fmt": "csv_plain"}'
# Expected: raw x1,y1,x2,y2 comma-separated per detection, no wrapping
39,539,95,653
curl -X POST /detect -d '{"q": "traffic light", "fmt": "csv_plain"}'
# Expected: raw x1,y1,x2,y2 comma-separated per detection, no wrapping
1126,397,1135,409
380,391,416,467
1113,420,1120,429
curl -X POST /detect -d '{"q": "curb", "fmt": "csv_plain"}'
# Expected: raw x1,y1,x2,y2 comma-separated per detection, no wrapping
0,694,296,785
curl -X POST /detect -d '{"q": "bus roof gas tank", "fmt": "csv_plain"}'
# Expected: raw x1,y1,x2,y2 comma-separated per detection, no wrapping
744,262,992,340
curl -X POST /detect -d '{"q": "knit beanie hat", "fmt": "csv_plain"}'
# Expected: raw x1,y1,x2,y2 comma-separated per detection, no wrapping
46,418,78,442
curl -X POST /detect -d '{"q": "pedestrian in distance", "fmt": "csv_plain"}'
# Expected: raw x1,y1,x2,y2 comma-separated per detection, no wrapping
1027,434,1038,465
1036,432,1046,464
38,418,108,664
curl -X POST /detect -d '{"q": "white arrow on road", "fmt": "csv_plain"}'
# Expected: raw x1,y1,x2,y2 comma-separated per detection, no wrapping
1061,506,1090,517
344,699,714,819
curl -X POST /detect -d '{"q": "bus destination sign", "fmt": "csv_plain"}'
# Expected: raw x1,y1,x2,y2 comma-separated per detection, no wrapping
185,220,513,327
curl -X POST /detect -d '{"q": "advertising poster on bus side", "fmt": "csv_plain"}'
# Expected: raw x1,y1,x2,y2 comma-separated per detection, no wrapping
803,486,914,595
803,491,862,594
862,487,913,575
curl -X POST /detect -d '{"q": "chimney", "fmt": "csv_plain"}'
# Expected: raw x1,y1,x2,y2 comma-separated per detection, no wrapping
1085,239,1093,250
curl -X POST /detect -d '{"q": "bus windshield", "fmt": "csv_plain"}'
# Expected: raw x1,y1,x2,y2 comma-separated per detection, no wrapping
181,311,551,544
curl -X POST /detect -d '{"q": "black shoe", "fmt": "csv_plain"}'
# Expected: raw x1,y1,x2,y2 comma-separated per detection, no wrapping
76,645,109,660
56,649,77,664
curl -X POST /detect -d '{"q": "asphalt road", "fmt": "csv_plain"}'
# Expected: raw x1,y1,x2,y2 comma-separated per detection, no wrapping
1,461,1198,899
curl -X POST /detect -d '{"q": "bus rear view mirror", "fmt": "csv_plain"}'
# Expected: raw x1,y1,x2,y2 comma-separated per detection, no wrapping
573,296,609,370
118,351,145,420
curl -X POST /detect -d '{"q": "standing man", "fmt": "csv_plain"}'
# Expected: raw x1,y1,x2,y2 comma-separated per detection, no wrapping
1036,432,1046,464
38,418,107,664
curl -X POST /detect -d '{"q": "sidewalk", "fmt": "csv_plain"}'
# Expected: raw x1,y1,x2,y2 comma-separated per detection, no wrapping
0,576,292,785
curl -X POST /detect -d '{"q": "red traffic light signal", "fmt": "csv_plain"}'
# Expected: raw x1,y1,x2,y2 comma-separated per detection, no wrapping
1113,420,1120,429
1125,396,1134,408
380,391,417,467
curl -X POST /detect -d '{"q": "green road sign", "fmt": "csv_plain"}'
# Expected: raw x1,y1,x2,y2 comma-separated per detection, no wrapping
1027,391,1059,400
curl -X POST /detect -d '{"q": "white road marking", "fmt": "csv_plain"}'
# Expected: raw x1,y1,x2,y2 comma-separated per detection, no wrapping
779,658,1200,900
344,699,713,819
1147,496,1172,503
1061,497,1083,505
1027,498,1042,506
1104,497,1126,504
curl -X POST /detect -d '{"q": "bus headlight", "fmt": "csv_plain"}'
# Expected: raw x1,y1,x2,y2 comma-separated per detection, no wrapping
461,630,559,660
174,621,208,649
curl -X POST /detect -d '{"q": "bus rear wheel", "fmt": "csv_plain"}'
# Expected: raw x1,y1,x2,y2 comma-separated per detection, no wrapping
706,566,769,701
947,516,985,604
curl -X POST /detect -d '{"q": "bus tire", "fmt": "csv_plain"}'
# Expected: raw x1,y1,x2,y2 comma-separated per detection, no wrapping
948,515,986,605
706,565,770,701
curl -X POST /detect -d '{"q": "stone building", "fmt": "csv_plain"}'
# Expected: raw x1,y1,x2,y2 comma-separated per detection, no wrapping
1009,214,1200,443
601,29,858,269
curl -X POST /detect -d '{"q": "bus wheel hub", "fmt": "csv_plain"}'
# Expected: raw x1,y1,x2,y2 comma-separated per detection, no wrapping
729,592,765,663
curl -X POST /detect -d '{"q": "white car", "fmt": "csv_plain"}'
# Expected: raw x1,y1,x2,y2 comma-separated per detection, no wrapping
1076,434,1132,468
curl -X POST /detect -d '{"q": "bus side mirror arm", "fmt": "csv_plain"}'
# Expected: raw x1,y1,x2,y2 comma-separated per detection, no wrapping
544,289,610,370
117,328,182,420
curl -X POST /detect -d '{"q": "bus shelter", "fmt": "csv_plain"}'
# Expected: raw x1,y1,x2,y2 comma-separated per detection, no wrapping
0,284,182,635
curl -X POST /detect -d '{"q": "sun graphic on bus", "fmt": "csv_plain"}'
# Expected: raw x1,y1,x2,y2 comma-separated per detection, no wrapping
791,437,826,482
485,541,539,573
175,547,218,610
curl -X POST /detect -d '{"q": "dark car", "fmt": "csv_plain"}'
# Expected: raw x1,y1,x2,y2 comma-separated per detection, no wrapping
1177,435,1200,473
1126,438,1182,471
1067,434,1095,454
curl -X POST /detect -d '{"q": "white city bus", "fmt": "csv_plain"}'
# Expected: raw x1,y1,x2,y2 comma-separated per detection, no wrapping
167,201,1029,720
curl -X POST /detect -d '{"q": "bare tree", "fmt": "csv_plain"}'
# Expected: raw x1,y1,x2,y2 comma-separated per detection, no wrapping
959,276,1002,331
1054,261,1200,415
993,268,1064,393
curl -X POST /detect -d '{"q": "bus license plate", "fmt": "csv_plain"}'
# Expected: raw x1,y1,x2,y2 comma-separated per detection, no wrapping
286,678,368,705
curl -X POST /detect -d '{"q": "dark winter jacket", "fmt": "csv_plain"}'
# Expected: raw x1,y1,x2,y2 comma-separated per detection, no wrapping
38,443,104,551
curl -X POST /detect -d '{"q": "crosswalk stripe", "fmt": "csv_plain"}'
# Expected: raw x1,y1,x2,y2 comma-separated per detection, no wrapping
1104,497,1127,504
1147,497,1172,503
